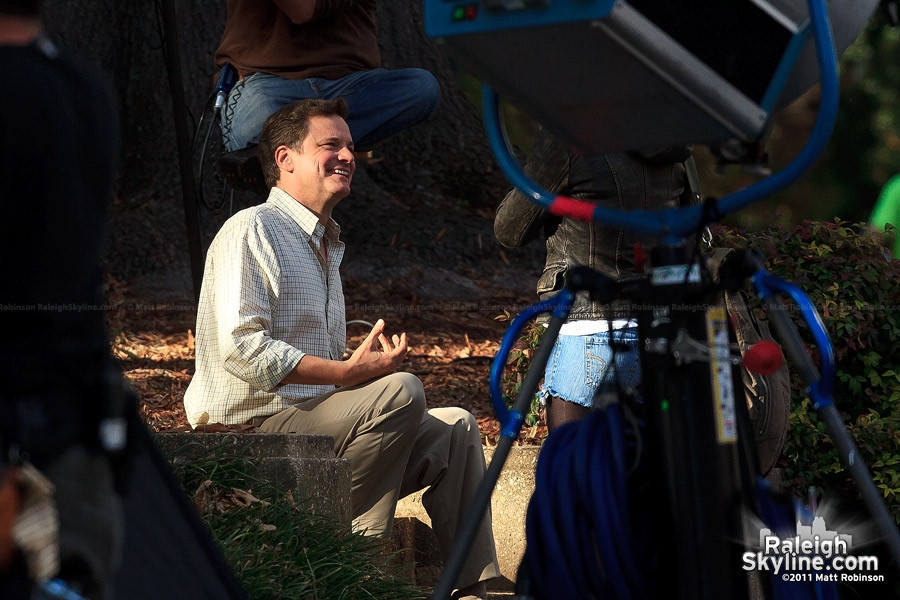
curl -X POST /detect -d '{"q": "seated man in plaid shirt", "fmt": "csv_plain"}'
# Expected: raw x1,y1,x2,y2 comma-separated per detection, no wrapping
183,98,498,600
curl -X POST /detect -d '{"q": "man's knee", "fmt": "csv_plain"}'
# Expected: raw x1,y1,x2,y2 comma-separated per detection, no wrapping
380,372,426,417
430,407,480,444
405,68,440,114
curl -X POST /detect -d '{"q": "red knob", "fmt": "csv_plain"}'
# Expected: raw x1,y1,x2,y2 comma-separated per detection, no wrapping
743,340,784,375
634,241,647,274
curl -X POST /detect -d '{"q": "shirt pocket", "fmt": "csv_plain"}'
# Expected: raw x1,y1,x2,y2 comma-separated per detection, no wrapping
537,261,567,295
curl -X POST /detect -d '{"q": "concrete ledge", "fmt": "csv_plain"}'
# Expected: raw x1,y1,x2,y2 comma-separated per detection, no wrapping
394,446,539,590
155,432,353,525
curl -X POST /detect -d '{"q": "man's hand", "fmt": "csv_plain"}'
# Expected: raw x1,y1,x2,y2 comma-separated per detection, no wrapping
344,319,408,386
279,319,408,388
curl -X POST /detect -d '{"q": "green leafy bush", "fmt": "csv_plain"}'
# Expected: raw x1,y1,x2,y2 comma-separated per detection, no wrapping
168,442,424,600
495,312,545,429
713,220,900,520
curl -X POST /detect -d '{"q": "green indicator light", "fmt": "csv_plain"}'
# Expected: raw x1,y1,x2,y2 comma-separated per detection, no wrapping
452,6,466,20
661,399,669,411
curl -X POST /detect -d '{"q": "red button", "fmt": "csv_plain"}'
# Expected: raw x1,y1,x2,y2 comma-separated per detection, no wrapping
465,4,478,19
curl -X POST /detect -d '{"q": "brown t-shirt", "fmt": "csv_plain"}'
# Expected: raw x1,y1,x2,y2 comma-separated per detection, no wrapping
215,0,380,81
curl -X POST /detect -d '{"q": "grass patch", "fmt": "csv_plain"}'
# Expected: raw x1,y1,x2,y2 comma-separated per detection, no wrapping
167,441,425,600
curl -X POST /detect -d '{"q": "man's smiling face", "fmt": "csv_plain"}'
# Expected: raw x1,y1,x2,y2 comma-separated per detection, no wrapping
284,114,355,204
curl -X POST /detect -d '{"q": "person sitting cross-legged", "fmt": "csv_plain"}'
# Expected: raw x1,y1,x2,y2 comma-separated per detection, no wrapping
184,98,498,600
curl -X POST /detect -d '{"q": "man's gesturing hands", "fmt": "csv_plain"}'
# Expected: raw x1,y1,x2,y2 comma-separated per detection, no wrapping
279,319,409,388
344,319,408,386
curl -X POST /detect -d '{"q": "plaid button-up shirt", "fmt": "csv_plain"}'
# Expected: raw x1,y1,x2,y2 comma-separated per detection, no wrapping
184,187,346,427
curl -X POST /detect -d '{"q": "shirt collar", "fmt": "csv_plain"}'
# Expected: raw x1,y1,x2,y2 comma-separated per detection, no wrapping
267,186,342,242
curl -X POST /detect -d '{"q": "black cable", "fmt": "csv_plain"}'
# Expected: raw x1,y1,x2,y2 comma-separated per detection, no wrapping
196,108,229,213
149,0,166,52
151,0,202,145
192,93,216,154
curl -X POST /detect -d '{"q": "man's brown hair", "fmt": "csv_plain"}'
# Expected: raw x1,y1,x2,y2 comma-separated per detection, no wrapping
258,98,349,189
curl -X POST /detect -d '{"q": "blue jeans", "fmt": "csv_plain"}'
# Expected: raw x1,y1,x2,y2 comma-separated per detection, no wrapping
221,68,441,151
540,326,641,407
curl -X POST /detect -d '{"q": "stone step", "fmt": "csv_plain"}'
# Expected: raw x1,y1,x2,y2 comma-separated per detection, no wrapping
156,432,537,594
155,432,352,524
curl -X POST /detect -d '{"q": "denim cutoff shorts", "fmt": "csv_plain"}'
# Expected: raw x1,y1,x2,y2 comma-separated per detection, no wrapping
539,326,641,407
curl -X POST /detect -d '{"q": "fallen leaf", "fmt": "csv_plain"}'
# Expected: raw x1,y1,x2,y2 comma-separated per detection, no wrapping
231,487,262,507
193,479,215,512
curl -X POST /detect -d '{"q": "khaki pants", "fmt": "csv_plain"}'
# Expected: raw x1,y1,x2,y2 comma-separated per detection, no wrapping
260,372,500,587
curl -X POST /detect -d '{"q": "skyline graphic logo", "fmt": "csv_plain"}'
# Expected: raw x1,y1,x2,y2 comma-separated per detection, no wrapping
743,514,882,583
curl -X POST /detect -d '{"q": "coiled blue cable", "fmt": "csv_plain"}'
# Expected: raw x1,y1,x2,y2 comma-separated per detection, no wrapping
527,423,581,598
526,406,648,599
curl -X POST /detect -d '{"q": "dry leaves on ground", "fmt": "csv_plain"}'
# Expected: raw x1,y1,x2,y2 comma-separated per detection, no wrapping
110,279,545,445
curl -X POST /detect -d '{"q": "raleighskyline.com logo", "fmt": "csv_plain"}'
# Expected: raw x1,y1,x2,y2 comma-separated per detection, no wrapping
743,515,883,582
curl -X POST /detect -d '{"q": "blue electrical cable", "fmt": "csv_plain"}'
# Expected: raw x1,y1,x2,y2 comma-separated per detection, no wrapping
529,422,592,599
572,420,605,598
752,271,835,404
527,425,582,599
526,408,650,600
604,404,645,593
489,291,574,435
35,579,90,600
753,483,841,600
557,434,593,595
594,419,633,600
482,0,839,243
